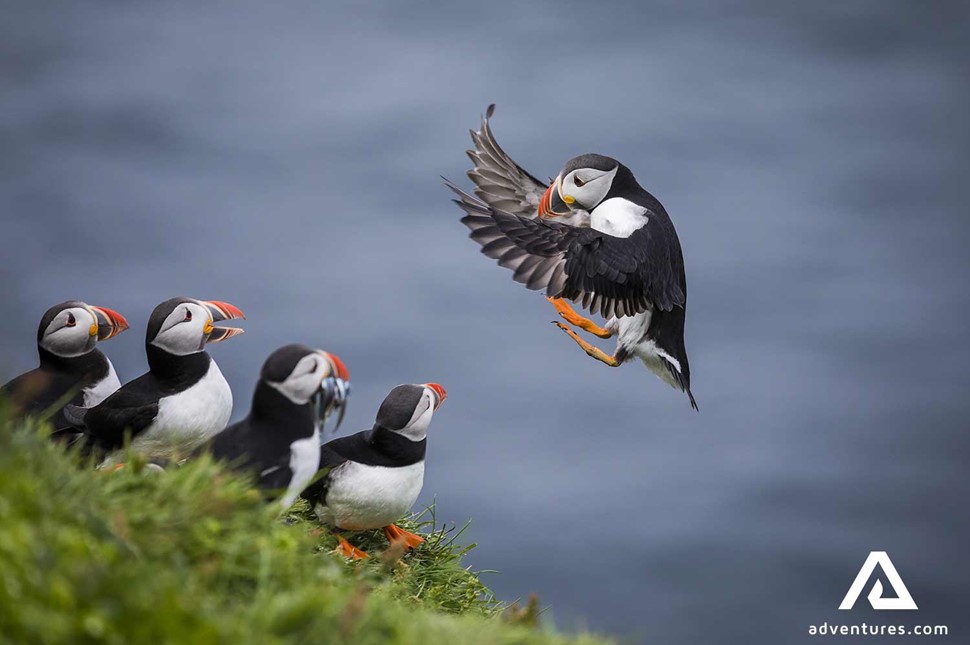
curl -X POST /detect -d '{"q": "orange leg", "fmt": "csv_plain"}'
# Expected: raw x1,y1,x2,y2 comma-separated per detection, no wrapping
552,322,621,367
335,535,368,560
547,297,612,338
383,524,425,550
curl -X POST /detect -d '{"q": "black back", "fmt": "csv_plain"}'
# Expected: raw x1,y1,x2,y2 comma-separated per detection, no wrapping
66,301,214,450
76,352,211,450
2,348,111,429
2,299,113,430
209,352,318,493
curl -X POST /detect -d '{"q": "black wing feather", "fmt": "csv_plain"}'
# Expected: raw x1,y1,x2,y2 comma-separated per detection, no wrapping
69,373,161,449
449,183,685,319
300,441,349,508
2,368,86,430
465,104,548,219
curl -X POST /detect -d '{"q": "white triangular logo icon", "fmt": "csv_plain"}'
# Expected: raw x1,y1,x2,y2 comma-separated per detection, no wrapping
839,551,918,610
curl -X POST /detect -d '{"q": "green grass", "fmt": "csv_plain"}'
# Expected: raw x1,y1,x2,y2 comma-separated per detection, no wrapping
0,402,610,645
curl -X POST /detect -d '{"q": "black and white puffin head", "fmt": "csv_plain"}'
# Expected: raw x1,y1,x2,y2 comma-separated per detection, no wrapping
375,383,447,441
147,297,245,356
37,301,129,358
539,153,635,218
259,343,351,431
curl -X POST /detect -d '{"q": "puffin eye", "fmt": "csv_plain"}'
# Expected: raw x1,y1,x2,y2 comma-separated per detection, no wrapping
183,309,192,322
65,313,76,327
574,175,587,188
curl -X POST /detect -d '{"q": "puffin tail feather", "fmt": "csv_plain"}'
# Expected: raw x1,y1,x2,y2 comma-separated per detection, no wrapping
657,354,698,411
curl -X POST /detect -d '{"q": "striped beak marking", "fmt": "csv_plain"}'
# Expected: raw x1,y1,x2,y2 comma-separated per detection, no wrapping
88,306,130,341
538,175,573,219
201,300,246,343
424,383,447,410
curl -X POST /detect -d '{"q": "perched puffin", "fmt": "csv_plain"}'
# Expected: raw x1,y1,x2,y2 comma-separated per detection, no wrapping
207,344,351,509
63,297,246,457
1,301,129,430
447,105,697,410
302,382,447,559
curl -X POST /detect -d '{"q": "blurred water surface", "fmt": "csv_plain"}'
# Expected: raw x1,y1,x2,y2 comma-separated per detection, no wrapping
2,2,968,642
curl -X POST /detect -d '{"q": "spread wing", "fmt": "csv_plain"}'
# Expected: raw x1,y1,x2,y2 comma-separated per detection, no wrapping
448,184,686,319
466,104,549,219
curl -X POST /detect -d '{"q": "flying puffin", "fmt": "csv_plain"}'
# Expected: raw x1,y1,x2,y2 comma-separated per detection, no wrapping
2,300,129,430
446,105,697,410
302,382,447,559
62,297,246,458
207,344,351,509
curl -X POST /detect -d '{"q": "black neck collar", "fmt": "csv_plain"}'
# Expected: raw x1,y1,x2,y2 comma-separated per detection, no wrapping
38,347,110,381
365,424,426,465
146,344,212,386
249,382,317,441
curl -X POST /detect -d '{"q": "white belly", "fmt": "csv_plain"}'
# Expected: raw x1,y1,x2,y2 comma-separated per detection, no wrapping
613,311,681,389
279,426,321,509
315,461,425,530
83,361,121,407
135,361,233,453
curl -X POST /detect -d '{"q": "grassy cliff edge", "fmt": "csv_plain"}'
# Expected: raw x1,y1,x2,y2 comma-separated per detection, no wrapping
0,405,609,644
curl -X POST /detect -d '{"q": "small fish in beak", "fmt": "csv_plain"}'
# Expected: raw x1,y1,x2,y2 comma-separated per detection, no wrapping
315,351,351,436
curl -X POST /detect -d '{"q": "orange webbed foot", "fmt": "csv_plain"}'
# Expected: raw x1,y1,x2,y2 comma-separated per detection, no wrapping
383,524,425,550
546,297,612,338
335,535,368,560
552,321,622,367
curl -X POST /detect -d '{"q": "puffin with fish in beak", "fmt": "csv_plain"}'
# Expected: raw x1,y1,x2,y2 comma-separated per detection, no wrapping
207,343,351,509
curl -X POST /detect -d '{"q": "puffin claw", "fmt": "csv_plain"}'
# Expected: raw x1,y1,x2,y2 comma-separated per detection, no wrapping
335,536,368,560
384,524,425,550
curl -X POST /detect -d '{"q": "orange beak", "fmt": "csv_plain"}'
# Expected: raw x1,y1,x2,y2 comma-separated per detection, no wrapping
323,352,350,382
424,383,447,410
538,175,572,219
203,300,246,321
202,300,245,343
90,306,130,341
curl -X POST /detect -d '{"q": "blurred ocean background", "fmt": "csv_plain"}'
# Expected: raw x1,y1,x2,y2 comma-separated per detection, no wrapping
2,2,968,642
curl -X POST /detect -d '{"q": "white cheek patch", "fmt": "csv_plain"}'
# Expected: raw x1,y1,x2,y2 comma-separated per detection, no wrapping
152,305,208,355
269,356,327,404
153,323,204,355
565,166,616,210
398,395,433,441
41,308,97,357
269,373,318,405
